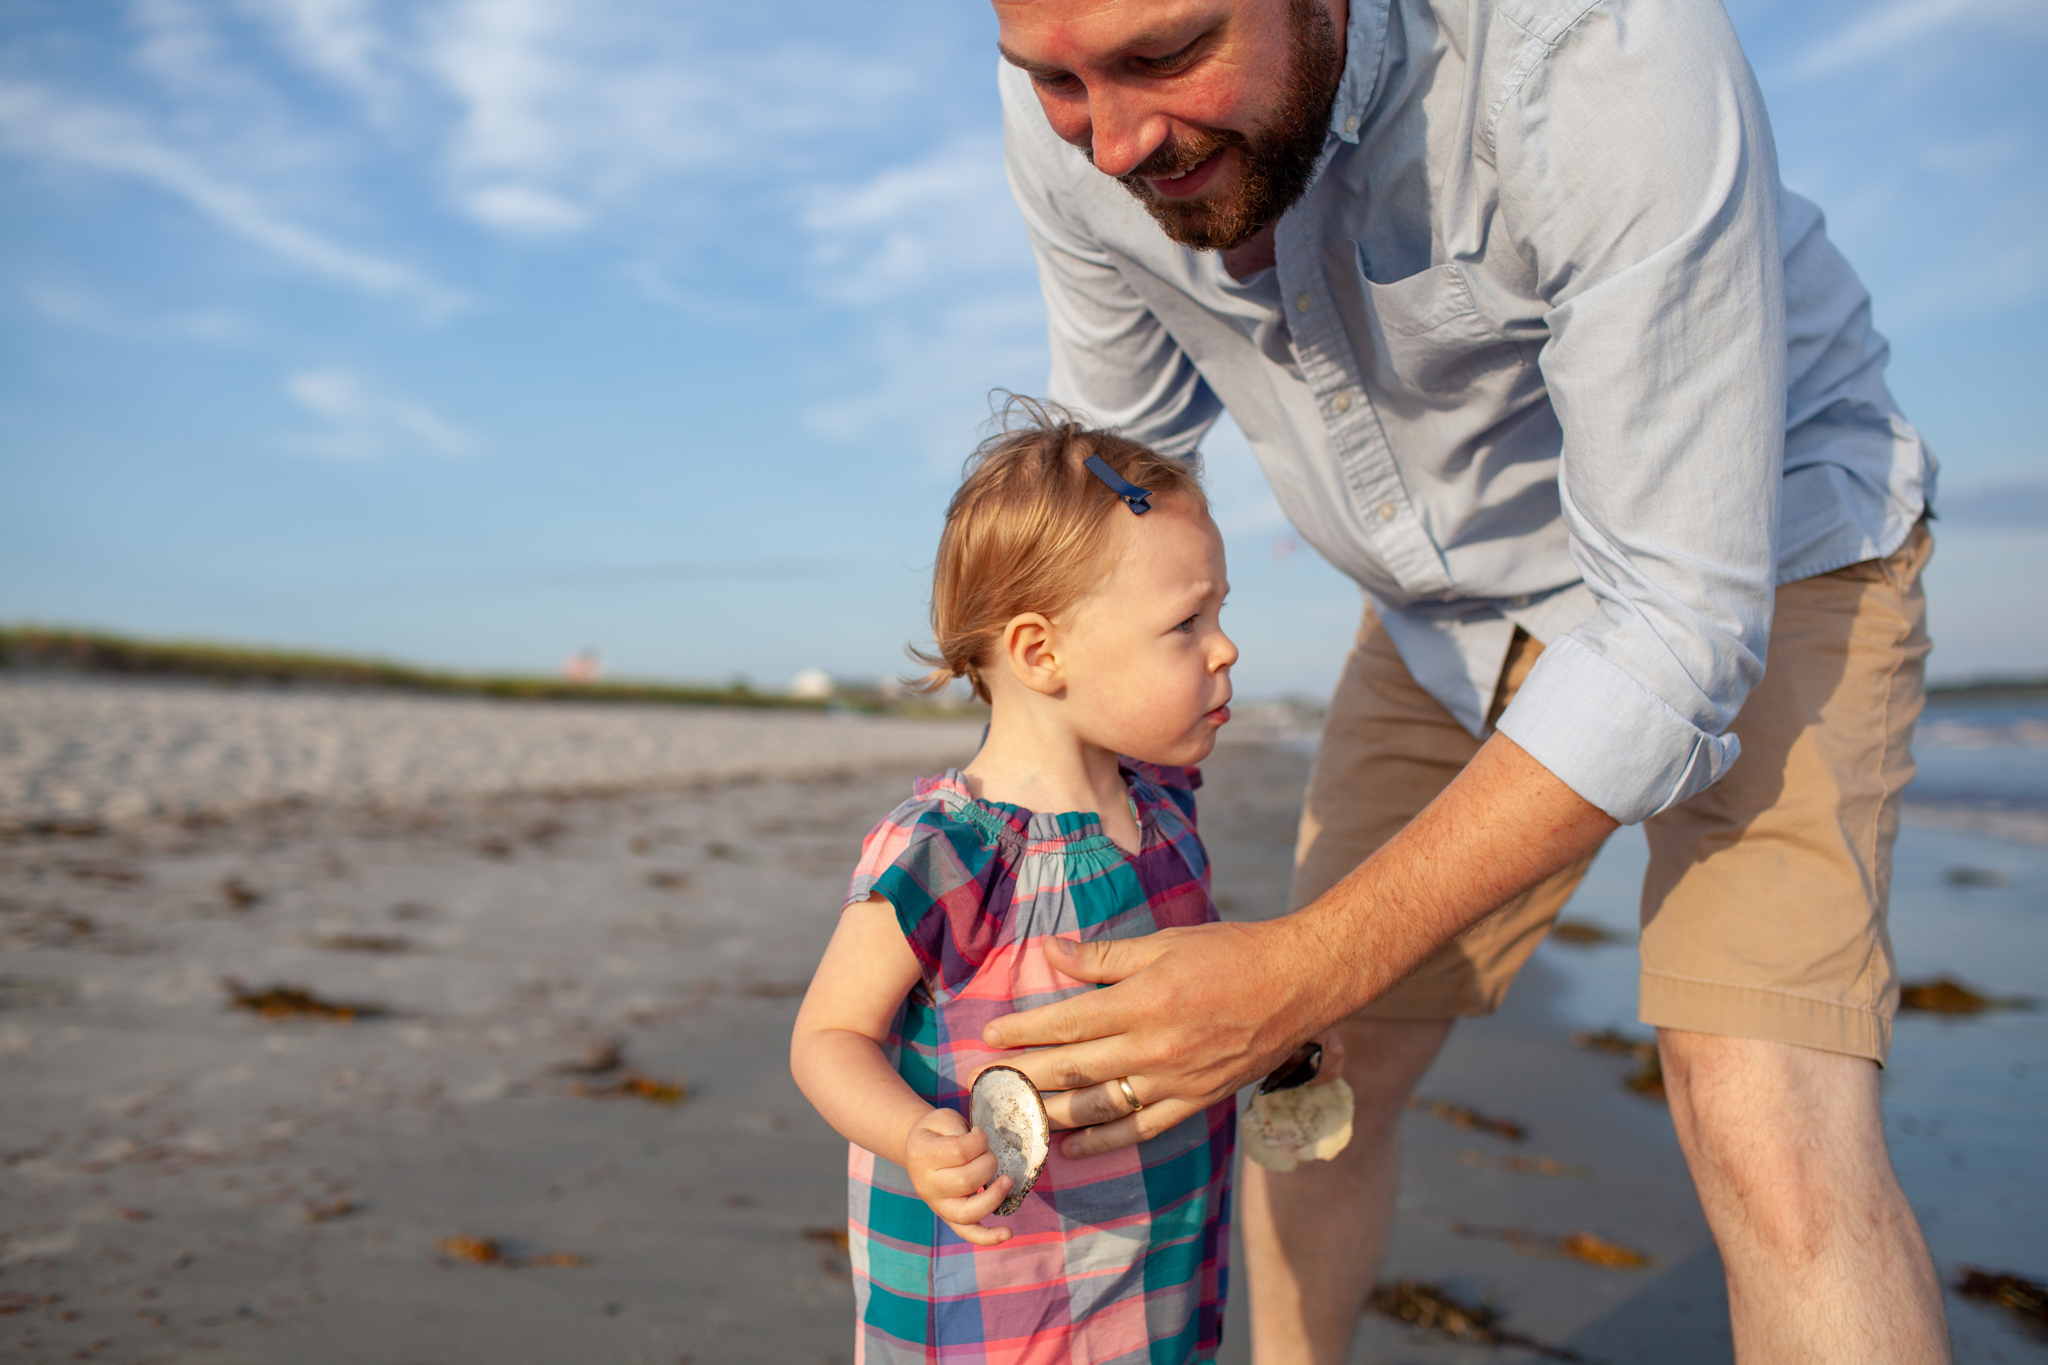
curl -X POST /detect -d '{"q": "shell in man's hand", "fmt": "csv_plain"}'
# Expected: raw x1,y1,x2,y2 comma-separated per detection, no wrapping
1243,1078,1355,1172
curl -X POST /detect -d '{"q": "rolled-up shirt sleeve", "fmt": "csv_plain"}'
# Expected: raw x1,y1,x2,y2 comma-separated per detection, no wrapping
1490,1,1785,824
1000,68,1222,456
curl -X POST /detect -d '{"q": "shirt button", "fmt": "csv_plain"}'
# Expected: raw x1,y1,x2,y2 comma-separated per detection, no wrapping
1332,391,1352,413
1375,502,1396,522
1343,116,1358,134
1296,292,1313,313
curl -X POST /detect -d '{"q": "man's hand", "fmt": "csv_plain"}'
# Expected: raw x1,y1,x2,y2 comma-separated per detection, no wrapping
902,1107,1015,1246
991,917,1348,1158
986,733,1617,1158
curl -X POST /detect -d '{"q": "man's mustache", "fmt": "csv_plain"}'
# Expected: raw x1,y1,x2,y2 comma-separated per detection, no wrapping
1084,128,1245,187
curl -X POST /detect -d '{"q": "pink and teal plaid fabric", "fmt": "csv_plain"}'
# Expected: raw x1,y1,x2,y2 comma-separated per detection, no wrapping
841,762,1234,1365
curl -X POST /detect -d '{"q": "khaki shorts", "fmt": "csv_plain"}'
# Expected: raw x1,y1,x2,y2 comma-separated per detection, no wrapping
1291,522,1933,1062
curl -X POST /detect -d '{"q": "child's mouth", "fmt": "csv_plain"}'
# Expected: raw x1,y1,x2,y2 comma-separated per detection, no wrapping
1205,705,1231,726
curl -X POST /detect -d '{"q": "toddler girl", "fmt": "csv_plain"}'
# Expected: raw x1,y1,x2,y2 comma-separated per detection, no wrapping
790,404,1239,1363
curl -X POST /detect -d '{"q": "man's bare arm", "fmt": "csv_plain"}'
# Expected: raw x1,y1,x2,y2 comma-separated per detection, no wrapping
1002,732,1619,1153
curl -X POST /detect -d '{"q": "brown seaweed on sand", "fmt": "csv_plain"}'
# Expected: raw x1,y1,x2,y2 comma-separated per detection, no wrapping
1955,1268,2048,1327
1573,1028,1667,1100
1572,1027,1655,1060
312,932,413,954
572,1072,689,1105
1457,1149,1589,1178
223,979,389,1022
219,876,264,910
1367,1280,1586,1360
1550,919,1632,946
1898,977,2036,1015
1624,1051,1666,1099
1406,1097,1526,1141
803,1227,853,1280
1451,1223,1653,1268
437,1235,586,1268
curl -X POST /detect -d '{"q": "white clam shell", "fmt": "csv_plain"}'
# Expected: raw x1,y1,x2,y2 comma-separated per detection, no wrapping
970,1065,1050,1215
1242,1077,1356,1172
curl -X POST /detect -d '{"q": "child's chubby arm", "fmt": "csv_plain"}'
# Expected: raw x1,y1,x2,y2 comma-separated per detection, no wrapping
791,894,1016,1246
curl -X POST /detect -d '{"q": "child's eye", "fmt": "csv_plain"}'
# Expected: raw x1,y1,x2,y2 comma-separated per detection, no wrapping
1174,615,1198,634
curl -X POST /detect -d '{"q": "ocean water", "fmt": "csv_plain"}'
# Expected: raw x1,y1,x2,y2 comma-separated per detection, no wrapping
1911,698,2048,840
1540,695,2048,1347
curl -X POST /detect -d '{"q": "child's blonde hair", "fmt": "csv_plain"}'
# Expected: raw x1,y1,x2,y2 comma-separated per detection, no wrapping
913,398,1207,701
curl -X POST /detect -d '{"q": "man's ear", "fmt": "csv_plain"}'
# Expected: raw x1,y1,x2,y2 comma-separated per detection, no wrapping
1000,612,1064,697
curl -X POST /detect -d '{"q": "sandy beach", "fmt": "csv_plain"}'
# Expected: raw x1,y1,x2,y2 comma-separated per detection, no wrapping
2,678,2042,1363
0,675,989,827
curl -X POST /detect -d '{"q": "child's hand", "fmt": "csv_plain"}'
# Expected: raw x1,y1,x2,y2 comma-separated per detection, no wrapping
904,1107,1015,1246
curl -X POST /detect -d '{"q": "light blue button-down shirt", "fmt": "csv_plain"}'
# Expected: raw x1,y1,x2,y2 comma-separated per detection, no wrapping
1001,0,1934,825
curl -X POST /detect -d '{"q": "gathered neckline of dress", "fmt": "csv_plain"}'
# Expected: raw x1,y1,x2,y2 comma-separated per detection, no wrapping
914,766,1159,856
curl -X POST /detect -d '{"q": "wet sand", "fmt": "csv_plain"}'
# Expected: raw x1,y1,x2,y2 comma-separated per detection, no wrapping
1,682,2041,1363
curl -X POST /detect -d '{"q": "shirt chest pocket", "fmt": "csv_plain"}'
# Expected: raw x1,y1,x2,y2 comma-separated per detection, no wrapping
1350,253,1520,396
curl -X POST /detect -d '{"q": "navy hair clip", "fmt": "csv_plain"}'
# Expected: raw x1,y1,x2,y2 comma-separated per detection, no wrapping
1084,454,1153,515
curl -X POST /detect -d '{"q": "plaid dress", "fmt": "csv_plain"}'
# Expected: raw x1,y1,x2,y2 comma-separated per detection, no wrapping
842,762,1234,1365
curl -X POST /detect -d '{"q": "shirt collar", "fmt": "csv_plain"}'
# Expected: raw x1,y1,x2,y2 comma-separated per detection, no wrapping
1329,0,1393,144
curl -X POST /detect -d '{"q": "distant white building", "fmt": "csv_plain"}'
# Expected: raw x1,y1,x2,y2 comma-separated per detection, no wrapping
788,668,834,700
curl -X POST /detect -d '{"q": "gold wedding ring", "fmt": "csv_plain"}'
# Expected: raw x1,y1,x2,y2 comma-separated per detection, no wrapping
1116,1076,1144,1112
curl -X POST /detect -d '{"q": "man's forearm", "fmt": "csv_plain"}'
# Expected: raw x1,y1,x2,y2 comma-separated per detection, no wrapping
1292,730,1618,1019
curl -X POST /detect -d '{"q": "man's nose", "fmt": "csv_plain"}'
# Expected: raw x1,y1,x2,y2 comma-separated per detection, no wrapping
1083,84,1171,179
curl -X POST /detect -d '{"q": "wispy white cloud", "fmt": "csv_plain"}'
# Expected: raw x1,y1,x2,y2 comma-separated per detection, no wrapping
462,182,588,235
284,367,479,459
798,133,1050,464
26,279,250,343
804,134,1034,308
5,0,925,321
132,0,272,107
0,78,461,315
416,1,917,237
239,0,404,122
1793,0,2048,77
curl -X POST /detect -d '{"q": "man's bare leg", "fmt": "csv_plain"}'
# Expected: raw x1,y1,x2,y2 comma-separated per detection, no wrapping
1240,1017,1453,1365
1659,1028,1950,1364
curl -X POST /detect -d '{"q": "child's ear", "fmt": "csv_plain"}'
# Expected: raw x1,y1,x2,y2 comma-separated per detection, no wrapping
1000,613,1064,697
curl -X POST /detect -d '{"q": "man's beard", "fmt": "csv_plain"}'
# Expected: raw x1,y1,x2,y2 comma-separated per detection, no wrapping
1114,0,1344,252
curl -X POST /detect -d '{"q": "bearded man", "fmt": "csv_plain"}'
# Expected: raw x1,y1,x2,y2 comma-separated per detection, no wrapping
983,0,1950,1360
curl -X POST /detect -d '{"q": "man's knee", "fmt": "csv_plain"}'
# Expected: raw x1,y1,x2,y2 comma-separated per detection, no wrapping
1659,1029,1891,1257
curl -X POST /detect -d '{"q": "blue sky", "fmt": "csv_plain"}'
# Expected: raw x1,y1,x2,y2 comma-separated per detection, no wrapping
2,0,2043,697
